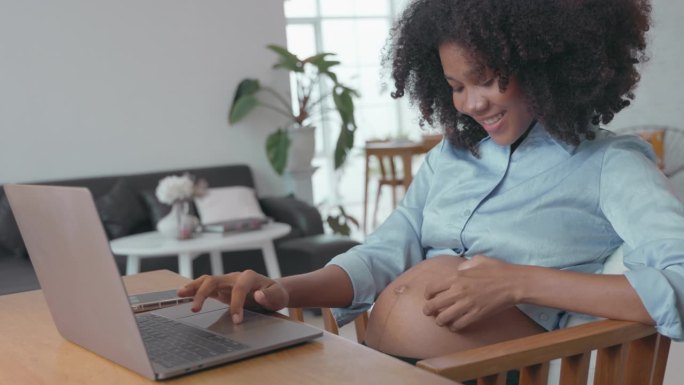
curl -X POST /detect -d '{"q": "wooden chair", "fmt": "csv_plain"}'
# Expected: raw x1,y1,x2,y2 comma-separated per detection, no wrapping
614,125,684,173
363,140,413,234
288,308,671,385
362,136,443,234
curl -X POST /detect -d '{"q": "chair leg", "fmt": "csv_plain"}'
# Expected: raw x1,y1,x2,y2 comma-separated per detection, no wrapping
651,336,671,385
363,154,371,235
373,182,382,230
391,184,398,209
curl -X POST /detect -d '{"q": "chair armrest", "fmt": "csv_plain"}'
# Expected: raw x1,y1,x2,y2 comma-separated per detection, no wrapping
259,195,324,238
416,319,669,384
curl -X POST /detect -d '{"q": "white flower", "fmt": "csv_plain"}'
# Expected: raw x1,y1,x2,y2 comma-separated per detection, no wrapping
155,174,195,204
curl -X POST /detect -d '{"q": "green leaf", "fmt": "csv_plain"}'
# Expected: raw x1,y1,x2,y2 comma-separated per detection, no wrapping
229,95,258,124
334,127,355,169
305,52,340,74
333,87,355,126
265,129,291,175
326,215,351,236
267,44,304,73
229,79,261,123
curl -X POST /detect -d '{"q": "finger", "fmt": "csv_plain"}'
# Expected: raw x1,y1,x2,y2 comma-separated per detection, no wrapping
177,275,208,297
230,270,261,323
435,300,473,328
446,309,480,332
191,276,219,313
423,289,466,318
423,291,455,316
424,280,453,300
253,283,287,311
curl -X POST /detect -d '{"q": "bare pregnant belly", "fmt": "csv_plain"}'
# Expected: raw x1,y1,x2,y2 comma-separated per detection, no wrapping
364,255,544,359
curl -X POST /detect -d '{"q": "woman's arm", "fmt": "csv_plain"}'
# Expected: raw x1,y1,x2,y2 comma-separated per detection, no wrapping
177,265,353,323
515,263,653,324
423,255,653,331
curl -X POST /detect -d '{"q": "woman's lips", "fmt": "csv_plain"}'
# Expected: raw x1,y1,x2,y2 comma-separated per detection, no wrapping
480,111,505,134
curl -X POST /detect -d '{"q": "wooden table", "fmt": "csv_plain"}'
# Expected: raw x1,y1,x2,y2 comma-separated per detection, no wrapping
0,270,459,385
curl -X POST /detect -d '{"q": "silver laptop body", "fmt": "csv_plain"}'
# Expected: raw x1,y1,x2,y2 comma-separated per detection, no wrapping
5,184,322,380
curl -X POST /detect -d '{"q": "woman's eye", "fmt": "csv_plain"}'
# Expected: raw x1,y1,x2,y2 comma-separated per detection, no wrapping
452,86,464,94
481,78,495,87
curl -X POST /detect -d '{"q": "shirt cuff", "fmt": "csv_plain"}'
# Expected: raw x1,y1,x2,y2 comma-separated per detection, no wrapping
326,252,376,326
624,266,684,341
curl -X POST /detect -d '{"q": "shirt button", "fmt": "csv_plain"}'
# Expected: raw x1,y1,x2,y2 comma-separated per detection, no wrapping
539,313,549,322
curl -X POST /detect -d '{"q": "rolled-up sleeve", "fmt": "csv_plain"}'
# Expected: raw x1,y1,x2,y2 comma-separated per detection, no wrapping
600,137,684,340
326,144,440,325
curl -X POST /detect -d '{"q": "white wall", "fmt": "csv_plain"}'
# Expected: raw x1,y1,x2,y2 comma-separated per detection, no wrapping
606,0,684,131
0,0,290,196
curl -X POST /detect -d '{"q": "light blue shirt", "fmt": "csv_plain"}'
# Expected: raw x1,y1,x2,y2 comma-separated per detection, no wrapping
328,122,684,341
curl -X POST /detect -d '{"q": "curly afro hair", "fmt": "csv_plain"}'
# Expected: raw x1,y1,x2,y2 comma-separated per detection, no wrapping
386,0,652,153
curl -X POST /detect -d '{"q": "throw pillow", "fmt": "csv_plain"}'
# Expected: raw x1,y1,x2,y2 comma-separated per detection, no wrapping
194,186,267,231
0,194,27,257
95,179,148,239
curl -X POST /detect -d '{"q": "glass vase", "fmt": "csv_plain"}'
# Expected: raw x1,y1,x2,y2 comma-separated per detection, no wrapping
156,200,199,240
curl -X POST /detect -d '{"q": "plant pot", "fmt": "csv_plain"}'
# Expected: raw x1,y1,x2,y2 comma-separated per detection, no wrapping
286,125,316,172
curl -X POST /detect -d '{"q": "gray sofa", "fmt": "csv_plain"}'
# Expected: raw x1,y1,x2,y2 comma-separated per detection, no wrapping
0,164,359,295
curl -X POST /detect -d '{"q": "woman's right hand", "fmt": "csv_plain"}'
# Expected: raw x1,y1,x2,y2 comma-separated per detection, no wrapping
176,270,289,324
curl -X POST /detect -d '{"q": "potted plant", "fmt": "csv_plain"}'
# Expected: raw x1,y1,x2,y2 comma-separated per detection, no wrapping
228,45,359,175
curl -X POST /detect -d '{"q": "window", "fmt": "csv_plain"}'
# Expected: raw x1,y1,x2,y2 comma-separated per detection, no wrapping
285,0,418,226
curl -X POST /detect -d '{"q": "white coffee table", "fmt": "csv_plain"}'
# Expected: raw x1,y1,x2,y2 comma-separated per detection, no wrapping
109,222,291,279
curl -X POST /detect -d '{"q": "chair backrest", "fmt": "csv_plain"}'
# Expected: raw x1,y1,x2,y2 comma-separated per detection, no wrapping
365,139,405,184
416,320,670,385
289,307,670,385
614,125,684,176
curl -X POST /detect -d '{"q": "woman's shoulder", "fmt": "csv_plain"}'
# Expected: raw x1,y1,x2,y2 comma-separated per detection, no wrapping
580,128,656,162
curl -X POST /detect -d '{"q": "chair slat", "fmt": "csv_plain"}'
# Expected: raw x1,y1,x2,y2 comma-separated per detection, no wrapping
624,334,658,385
353,311,369,343
520,362,549,385
288,307,304,322
322,307,339,335
594,344,625,385
559,352,590,385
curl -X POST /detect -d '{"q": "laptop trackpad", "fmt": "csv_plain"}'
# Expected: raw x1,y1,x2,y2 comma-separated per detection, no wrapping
151,300,287,344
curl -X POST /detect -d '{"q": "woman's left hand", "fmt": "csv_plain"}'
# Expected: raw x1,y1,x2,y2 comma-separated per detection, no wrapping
422,254,521,331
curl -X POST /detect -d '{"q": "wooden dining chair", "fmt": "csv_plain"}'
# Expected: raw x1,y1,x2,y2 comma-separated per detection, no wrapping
363,140,411,234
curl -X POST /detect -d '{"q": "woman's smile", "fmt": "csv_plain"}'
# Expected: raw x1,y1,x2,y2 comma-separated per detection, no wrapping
439,42,535,146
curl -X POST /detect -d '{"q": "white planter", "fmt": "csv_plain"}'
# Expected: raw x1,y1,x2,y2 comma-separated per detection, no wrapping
285,125,316,172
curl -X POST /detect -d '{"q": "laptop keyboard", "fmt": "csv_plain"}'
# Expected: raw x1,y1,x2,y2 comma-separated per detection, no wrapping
136,313,249,368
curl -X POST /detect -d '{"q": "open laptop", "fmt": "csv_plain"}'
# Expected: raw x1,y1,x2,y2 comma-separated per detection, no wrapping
5,184,322,380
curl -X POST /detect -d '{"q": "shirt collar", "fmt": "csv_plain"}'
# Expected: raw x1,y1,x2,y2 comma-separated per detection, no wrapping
479,121,584,155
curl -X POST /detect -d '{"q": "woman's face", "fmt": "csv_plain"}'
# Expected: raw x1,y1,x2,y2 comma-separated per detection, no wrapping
439,42,535,146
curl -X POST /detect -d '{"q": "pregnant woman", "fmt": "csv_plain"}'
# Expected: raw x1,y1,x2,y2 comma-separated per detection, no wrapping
179,0,684,364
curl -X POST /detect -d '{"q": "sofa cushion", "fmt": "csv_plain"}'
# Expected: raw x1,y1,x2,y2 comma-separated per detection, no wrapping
195,186,266,225
0,194,27,258
95,179,148,239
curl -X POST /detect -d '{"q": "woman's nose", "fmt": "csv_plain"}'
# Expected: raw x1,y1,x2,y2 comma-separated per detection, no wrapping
462,91,488,115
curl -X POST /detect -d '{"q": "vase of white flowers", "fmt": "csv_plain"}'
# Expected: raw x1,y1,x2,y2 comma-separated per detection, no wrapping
155,173,207,239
